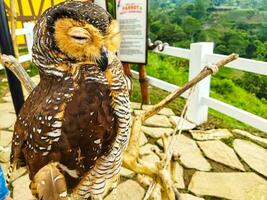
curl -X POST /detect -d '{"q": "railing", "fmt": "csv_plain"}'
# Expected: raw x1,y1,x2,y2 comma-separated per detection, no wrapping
132,42,267,133
1,23,267,132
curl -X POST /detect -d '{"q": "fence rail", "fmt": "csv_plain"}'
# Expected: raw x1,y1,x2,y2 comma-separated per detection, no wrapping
137,42,267,132
0,22,34,70
1,24,267,132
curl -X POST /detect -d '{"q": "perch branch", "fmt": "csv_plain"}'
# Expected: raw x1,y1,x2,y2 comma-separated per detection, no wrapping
123,53,239,199
0,54,36,93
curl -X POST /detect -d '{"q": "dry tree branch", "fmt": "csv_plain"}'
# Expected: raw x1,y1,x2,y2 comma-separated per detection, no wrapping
0,54,36,93
123,53,239,199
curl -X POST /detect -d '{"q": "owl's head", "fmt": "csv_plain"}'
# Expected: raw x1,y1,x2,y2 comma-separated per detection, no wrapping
33,0,120,71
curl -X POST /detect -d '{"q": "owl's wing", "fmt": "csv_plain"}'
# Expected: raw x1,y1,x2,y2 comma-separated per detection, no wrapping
10,78,73,177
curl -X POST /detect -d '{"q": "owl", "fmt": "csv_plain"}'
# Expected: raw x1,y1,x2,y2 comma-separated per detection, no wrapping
9,1,131,199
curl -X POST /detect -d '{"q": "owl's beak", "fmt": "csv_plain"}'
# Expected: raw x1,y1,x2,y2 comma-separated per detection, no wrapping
97,47,109,71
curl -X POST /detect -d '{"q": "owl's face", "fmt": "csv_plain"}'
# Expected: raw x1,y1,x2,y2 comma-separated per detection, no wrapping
33,1,120,71
54,18,120,63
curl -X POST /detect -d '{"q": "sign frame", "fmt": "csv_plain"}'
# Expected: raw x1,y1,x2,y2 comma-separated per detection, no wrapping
114,0,148,65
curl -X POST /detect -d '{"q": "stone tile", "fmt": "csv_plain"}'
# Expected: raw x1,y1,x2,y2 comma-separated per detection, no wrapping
188,172,267,200
180,193,205,200
171,135,211,171
139,144,160,156
2,95,12,102
144,115,173,128
0,103,15,114
0,130,13,147
169,116,196,130
247,184,267,200
190,129,233,141
105,180,145,200
173,162,185,189
198,140,244,171
0,112,16,129
132,104,175,116
0,146,11,163
120,167,135,179
134,110,145,116
139,132,148,146
232,129,267,148
234,139,267,178
12,167,28,181
157,108,175,116
131,102,141,110
140,153,160,166
141,126,174,138
13,174,35,200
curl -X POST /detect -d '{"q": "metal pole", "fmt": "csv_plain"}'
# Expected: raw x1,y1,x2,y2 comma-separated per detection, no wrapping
0,0,24,115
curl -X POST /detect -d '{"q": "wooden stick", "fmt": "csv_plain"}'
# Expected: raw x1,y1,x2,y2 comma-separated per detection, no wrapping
10,0,19,58
141,53,239,121
123,53,238,200
1,54,36,93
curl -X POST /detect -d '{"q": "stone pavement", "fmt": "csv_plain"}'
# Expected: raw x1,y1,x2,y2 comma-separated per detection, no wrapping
1,75,267,200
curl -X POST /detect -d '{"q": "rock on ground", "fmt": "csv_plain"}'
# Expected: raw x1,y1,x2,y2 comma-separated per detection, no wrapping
188,172,267,200
141,126,174,138
0,112,16,129
174,162,185,189
139,144,160,156
180,193,205,200
197,140,244,171
171,135,211,171
105,180,145,200
13,175,35,200
190,129,232,141
232,129,267,148
120,167,135,179
144,115,173,128
169,116,196,130
139,132,148,146
0,130,13,147
234,139,267,178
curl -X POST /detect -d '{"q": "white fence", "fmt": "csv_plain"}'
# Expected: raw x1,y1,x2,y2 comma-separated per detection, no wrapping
132,42,267,133
1,24,267,132
0,22,34,70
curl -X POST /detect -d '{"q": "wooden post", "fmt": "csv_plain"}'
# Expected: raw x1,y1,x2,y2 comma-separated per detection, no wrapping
138,64,149,104
122,63,132,78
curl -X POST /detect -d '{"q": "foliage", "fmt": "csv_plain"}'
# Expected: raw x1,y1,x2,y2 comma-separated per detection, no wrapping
148,0,267,60
144,0,267,130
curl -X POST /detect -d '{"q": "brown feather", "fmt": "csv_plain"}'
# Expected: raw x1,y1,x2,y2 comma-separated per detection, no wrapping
32,162,68,200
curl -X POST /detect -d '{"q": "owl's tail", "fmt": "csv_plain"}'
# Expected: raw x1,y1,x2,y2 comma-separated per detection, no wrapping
31,162,69,200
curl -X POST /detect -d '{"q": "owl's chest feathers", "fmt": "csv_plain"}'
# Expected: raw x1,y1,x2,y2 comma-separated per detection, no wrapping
20,68,110,131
